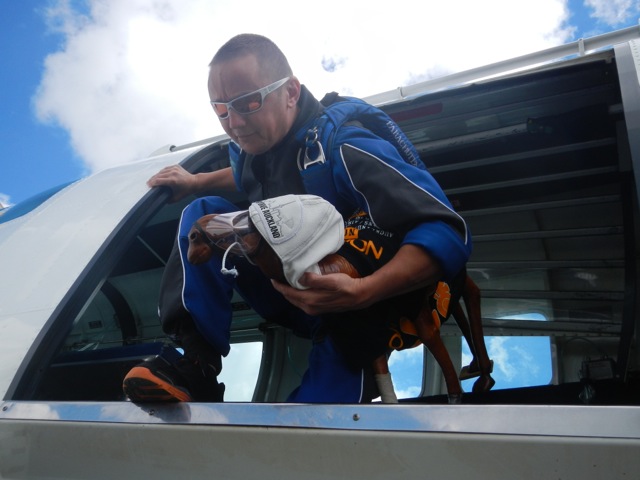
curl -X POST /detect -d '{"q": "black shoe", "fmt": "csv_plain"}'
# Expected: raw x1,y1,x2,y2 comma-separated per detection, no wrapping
123,347,224,403
174,354,225,402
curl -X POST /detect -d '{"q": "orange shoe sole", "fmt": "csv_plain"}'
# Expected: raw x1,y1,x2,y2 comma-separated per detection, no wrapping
123,366,192,402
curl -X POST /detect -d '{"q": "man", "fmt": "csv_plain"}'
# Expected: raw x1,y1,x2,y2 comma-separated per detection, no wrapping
123,33,471,403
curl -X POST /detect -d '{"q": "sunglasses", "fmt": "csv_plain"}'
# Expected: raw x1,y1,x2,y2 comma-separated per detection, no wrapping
210,77,290,119
193,210,260,257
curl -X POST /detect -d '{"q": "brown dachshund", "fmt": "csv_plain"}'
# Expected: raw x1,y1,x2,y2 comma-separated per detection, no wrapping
188,213,494,403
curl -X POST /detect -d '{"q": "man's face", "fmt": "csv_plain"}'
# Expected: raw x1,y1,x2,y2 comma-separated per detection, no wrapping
208,54,299,155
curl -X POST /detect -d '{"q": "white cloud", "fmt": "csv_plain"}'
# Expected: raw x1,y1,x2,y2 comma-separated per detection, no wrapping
392,384,423,399
0,193,11,209
488,336,543,383
388,345,422,368
488,337,517,381
34,0,576,174
585,0,639,26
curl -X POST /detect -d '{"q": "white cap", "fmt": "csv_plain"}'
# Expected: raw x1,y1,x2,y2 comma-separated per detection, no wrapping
248,194,344,289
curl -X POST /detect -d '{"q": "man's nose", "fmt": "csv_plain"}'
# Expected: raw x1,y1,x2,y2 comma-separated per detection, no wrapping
226,109,246,128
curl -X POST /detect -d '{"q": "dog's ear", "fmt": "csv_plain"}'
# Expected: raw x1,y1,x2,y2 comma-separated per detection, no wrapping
318,254,360,278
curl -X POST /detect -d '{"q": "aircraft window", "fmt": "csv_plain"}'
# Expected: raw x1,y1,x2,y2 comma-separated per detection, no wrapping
459,312,552,391
16,145,272,402
388,347,425,399
462,336,553,391
217,342,263,401
33,211,181,400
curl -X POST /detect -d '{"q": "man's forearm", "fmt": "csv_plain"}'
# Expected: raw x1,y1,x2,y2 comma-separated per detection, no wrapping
194,167,236,192
357,244,441,308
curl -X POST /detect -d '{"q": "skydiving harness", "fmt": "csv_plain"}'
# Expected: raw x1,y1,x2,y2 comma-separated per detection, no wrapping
229,92,426,207
226,91,429,252
294,92,425,206
297,92,423,169
226,93,454,352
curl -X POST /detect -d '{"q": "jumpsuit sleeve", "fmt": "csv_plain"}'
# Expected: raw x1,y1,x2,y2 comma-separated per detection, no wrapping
330,126,472,280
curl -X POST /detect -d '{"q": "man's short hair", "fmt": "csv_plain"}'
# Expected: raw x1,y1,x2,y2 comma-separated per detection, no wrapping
210,34,293,82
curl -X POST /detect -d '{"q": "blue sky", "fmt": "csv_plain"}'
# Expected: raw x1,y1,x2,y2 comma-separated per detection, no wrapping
2,0,640,210
1,1,79,208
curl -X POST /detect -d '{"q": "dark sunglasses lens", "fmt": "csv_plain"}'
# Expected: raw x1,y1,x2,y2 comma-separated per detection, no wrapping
212,103,229,119
231,92,263,114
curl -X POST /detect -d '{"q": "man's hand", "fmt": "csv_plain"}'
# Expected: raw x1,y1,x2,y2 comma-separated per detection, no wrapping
271,273,369,316
147,165,235,203
271,244,442,316
147,165,199,203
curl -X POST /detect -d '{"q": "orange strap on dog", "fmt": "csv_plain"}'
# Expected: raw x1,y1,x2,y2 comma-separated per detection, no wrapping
388,317,421,350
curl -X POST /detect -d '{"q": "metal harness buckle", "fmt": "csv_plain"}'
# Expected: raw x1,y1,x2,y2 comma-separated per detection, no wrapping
297,127,326,170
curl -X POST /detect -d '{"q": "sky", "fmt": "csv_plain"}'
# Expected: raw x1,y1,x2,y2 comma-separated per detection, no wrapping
2,0,640,209
1,0,639,400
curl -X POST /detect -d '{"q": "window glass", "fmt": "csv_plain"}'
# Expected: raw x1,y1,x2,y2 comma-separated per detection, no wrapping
385,335,553,399
217,342,263,401
462,312,552,391
387,347,425,399
462,336,552,391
